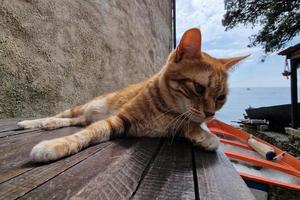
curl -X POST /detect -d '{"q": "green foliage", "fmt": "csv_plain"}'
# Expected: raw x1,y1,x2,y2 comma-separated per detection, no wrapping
222,0,300,53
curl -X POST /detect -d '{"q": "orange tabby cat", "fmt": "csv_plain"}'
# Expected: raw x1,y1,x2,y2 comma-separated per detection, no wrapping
18,28,247,162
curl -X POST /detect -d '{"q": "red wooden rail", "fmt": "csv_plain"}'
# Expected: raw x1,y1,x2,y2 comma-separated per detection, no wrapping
208,119,300,191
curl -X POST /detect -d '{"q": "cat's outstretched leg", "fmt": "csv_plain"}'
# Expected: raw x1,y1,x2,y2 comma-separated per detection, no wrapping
17,97,111,130
17,104,86,129
17,117,50,129
42,117,87,130
185,123,220,151
17,116,87,130
30,115,127,162
54,104,85,118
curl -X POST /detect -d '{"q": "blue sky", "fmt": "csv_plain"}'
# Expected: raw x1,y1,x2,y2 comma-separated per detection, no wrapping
176,0,300,88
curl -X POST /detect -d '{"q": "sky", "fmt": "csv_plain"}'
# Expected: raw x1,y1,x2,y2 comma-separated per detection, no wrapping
176,0,300,88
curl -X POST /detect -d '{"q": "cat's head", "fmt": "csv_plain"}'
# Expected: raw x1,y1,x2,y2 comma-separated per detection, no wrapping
162,28,248,123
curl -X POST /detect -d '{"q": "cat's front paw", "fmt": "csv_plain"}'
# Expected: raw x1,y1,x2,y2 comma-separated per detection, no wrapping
193,133,220,151
30,139,71,162
17,118,47,129
17,120,36,129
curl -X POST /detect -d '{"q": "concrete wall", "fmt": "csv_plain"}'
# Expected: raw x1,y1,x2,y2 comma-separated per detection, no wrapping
0,0,172,118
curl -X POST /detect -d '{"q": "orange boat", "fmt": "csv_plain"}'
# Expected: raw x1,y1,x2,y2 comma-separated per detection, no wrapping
207,119,300,192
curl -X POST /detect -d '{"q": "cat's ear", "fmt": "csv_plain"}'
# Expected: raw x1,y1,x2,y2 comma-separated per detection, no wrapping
175,28,202,62
219,55,250,70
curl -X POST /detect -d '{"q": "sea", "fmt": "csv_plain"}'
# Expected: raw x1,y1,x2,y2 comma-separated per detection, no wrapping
215,87,300,123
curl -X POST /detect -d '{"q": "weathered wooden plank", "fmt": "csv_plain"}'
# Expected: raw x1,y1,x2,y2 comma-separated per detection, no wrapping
0,127,82,183
0,118,23,132
194,147,255,200
0,117,256,200
132,139,195,200
19,139,140,200
0,128,39,138
0,118,21,126
69,138,162,200
0,141,112,200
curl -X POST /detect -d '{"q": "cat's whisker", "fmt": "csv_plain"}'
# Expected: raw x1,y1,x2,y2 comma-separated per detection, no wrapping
173,111,191,135
169,111,191,137
164,111,190,132
163,115,185,137
187,118,191,136
163,112,184,130
171,112,192,144
180,112,192,134
173,113,189,136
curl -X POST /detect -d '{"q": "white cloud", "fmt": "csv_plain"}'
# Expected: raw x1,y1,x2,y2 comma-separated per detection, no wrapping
206,47,261,58
177,0,226,43
176,0,260,46
176,0,293,87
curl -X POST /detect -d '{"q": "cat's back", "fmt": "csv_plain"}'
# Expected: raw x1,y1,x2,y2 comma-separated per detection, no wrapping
104,80,149,110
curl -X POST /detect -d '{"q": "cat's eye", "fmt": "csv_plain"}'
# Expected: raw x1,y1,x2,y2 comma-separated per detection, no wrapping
194,83,205,95
217,95,226,101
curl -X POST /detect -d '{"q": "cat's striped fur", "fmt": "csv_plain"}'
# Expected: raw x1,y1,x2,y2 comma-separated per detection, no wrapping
18,28,247,162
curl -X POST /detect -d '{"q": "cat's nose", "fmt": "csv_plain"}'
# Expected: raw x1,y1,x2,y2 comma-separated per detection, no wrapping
204,112,215,118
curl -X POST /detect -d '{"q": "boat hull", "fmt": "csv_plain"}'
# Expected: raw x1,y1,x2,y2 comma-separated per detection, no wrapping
245,103,300,132
208,119,300,191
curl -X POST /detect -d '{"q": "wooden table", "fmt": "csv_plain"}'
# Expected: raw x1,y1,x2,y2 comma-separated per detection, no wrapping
0,119,255,200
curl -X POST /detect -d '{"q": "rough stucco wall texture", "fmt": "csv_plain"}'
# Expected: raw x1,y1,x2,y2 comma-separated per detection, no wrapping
0,0,172,118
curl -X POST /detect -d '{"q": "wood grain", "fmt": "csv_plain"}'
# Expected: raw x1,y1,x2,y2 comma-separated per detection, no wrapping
19,139,139,200
70,138,162,200
0,127,82,184
0,118,23,133
0,128,39,138
0,142,111,200
0,118,255,200
132,138,195,200
194,146,255,200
